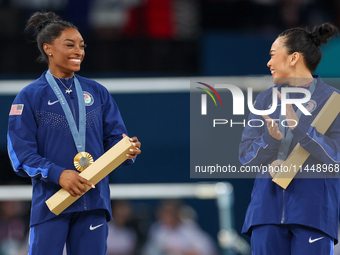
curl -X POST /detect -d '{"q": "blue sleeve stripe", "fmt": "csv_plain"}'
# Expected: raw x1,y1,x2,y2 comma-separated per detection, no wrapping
20,164,49,178
330,238,334,255
239,136,268,165
7,133,21,170
306,126,340,163
27,227,35,255
7,133,49,178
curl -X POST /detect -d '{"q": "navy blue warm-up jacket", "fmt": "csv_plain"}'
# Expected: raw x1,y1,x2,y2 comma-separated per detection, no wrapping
7,71,133,226
239,77,340,243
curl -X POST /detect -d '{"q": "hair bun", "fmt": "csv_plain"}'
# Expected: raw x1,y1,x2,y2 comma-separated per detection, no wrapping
25,12,61,33
37,19,58,32
311,23,338,47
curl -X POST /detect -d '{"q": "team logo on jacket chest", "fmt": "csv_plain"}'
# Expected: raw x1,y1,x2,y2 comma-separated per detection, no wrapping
268,100,316,113
305,100,317,113
83,91,94,106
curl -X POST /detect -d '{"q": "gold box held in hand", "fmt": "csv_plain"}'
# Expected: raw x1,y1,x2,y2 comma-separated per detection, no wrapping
45,136,136,215
272,92,340,189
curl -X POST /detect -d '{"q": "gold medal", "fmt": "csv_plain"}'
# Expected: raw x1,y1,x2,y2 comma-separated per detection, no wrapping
74,152,94,172
269,159,285,178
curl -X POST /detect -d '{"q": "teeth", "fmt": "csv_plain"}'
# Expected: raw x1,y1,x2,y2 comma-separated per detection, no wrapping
70,59,80,63
271,70,275,74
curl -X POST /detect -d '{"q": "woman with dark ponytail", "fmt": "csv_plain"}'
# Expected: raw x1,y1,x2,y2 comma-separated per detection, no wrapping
239,23,340,254
7,12,141,255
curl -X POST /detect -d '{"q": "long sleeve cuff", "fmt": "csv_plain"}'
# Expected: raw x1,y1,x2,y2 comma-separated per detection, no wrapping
291,120,310,143
263,130,282,149
46,164,65,185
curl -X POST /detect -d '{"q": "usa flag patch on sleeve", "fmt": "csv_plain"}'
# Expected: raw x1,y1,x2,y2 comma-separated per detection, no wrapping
9,104,24,115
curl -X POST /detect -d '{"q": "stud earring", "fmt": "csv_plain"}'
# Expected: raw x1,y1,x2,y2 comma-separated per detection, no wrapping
49,53,52,56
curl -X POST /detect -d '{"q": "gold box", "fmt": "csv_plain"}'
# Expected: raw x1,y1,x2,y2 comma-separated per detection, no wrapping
272,92,340,189
46,136,135,215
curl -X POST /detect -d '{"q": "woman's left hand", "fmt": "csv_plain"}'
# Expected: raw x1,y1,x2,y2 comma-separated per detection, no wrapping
123,134,141,159
285,103,299,130
278,91,299,130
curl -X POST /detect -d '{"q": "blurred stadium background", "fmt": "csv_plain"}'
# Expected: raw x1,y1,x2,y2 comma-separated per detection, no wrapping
0,0,340,254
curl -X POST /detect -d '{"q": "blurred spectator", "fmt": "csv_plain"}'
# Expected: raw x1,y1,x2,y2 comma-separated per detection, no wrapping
278,0,330,30
107,200,138,255
246,0,281,32
89,0,141,38
173,0,200,40
280,0,307,29
0,201,29,255
122,0,199,39
10,0,67,10
124,0,175,39
244,0,338,32
142,200,219,255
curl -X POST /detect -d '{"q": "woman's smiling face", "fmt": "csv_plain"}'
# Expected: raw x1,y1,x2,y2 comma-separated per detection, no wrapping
45,28,86,78
267,37,293,84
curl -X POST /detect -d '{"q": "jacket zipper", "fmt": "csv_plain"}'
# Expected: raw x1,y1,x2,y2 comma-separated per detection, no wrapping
281,189,285,224
83,193,88,211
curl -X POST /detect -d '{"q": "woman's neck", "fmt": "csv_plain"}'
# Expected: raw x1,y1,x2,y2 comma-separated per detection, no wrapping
49,67,74,79
288,67,313,87
289,77,314,87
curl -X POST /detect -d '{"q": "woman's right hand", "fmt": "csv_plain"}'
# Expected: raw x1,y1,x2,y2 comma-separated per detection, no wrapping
59,170,95,197
262,115,283,140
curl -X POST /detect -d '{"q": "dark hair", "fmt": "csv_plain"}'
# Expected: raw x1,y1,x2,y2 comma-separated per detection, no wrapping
278,23,338,72
25,12,77,63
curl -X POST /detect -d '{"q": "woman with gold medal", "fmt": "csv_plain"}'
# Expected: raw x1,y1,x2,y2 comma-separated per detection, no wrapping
7,12,141,255
239,23,340,254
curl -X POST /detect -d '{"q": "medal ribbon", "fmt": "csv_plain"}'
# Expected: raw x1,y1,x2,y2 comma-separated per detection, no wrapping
277,79,316,160
46,70,86,153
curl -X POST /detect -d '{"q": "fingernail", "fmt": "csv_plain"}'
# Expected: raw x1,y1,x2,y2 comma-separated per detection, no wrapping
129,138,133,141
129,149,134,152
133,143,137,146
91,184,95,189
126,154,130,157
